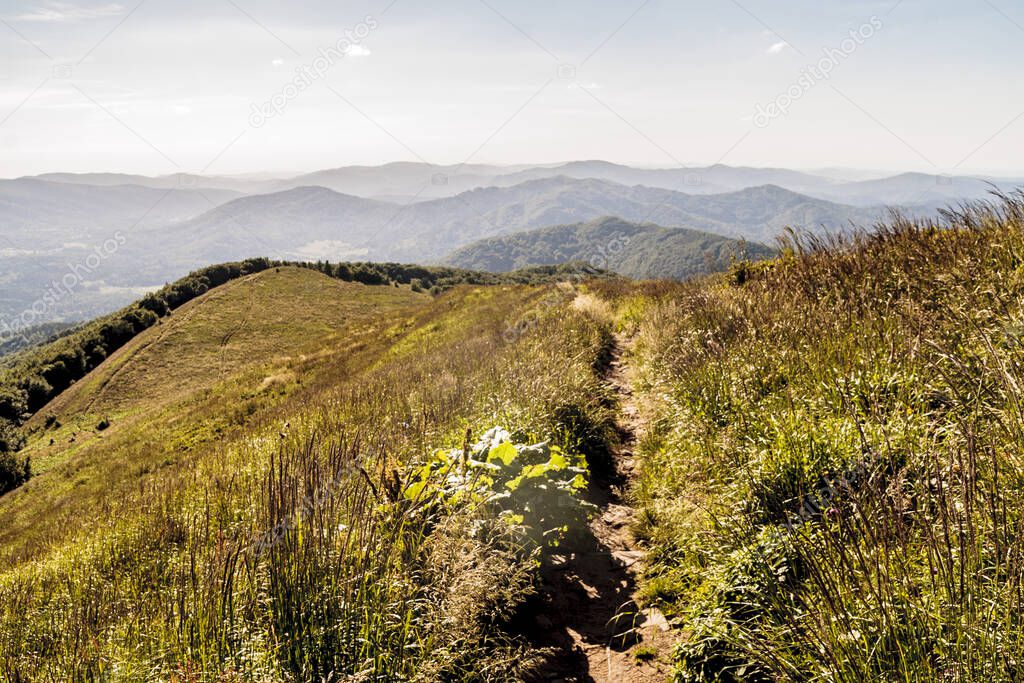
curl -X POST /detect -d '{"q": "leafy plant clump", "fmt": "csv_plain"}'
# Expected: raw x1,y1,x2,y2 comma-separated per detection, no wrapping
406,427,596,548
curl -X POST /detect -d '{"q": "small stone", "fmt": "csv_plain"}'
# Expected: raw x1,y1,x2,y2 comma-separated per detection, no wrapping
612,550,645,567
639,607,670,632
602,505,633,528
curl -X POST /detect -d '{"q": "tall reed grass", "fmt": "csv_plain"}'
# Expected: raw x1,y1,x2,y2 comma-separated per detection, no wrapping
627,192,1024,681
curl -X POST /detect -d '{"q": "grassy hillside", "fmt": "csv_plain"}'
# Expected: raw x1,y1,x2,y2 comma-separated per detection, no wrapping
6,194,1024,680
0,268,423,558
0,259,600,430
601,192,1024,680
443,216,776,279
0,267,620,680
19,269,424,474
34,268,419,420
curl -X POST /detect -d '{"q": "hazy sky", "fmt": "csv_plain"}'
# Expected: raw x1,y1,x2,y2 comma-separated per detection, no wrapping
1,0,1022,177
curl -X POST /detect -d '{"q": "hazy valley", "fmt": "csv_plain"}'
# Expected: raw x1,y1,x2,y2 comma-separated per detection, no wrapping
0,161,981,332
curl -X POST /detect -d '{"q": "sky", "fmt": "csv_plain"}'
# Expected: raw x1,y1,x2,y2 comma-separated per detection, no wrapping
1,0,1022,178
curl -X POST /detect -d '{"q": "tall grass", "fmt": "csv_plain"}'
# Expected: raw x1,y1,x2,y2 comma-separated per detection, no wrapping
626,192,1024,681
0,283,617,681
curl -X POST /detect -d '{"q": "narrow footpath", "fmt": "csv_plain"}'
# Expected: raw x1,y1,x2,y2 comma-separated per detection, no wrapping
526,332,671,682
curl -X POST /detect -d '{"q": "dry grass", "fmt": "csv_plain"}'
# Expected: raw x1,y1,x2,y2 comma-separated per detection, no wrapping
0,272,616,681
621,192,1024,681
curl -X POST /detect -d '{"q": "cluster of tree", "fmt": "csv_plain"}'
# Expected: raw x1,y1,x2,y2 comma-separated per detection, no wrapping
298,260,604,293
0,257,610,495
0,419,28,495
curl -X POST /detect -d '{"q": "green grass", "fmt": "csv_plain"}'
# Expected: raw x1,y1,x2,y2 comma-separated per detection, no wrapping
38,270,419,420
0,269,617,680
8,194,1024,681
604,192,1024,681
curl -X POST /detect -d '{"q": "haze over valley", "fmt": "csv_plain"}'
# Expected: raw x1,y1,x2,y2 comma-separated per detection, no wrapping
2,160,1013,331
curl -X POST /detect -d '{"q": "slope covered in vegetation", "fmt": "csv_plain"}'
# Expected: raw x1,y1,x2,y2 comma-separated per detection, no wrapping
5,193,1024,681
444,216,775,279
613,192,1024,680
0,259,604,494
0,268,621,680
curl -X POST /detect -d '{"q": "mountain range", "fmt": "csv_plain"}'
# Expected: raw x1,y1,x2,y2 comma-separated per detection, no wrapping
127,178,877,276
26,161,1022,206
2,160,1020,326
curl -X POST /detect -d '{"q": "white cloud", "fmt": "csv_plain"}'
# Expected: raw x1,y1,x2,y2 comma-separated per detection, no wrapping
344,44,371,57
16,2,124,22
766,41,789,55
272,58,284,66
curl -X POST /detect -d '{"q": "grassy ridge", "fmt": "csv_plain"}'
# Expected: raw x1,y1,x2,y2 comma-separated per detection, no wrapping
0,259,602,428
0,269,425,563
607,192,1024,680
0,260,608,497
0,271,618,680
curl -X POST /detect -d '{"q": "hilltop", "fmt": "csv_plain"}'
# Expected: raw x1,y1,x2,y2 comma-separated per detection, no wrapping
444,216,776,279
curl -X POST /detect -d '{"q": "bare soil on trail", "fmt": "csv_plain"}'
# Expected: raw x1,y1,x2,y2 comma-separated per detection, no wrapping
521,333,672,682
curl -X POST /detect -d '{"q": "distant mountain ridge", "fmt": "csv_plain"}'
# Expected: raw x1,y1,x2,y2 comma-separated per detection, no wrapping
28,172,277,195
4,160,1016,325
0,178,241,246
130,177,874,280
21,161,1023,206
443,216,776,280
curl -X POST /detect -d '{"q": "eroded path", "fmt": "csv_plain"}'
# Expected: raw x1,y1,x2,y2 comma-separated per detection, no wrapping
524,332,671,682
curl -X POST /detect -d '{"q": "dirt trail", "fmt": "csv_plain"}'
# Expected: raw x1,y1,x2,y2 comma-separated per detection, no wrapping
524,332,671,682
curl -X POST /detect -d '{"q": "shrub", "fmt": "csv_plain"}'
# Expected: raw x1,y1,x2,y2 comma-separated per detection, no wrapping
0,387,27,422
0,419,23,454
0,420,29,495
405,427,595,548
0,451,29,496
21,375,53,412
